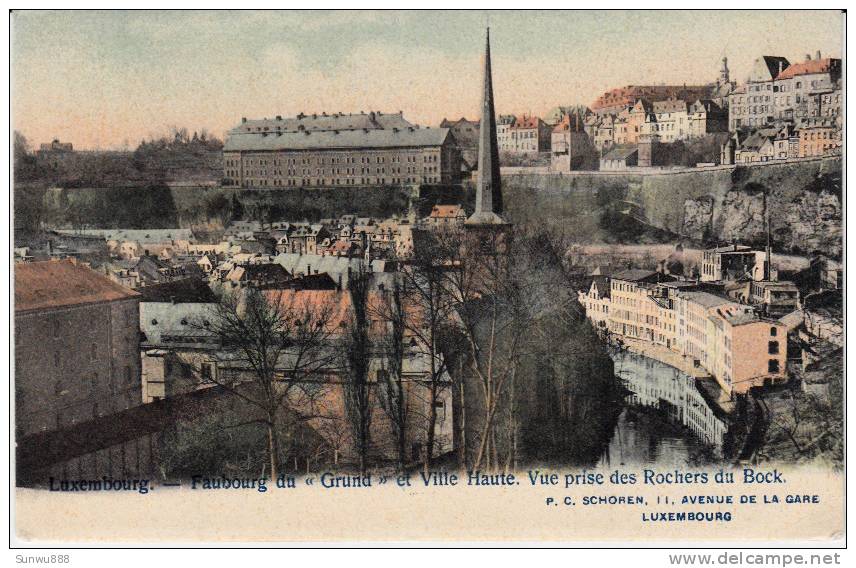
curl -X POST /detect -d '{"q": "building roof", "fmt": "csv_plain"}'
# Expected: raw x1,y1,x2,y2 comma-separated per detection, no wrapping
601,145,638,161
591,275,610,298
227,263,292,283
263,289,355,330
778,309,805,330
430,204,465,218
720,311,763,326
15,260,139,313
544,105,590,125
464,211,509,226
274,253,377,287
54,228,193,244
652,99,688,114
739,132,774,152
689,99,722,113
224,126,451,152
289,272,339,290
611,269,659,282
591,85,711,111
138,278,218,304
552,112,587,133
776,57,840,80
755,280,799,291
440,117,479,129
709,244,754,253
231,111,414,135
511,115,543,129
754,56,791,81
679,290,733,308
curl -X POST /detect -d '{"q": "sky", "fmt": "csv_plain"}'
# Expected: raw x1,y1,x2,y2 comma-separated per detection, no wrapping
11,10,844,150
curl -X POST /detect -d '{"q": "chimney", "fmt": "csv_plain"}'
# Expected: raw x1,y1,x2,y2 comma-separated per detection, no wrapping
276,115,282,121
241,117,247,123
779,61,784,74
816,50,821,60
805,53,812,61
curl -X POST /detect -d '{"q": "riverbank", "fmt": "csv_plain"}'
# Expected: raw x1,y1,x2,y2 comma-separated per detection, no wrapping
616,337,736,416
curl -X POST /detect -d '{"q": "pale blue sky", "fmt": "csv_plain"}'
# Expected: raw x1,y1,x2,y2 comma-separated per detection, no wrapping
12,10,844,149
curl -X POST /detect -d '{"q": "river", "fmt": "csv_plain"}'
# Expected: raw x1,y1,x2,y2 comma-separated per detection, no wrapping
599,349,730,468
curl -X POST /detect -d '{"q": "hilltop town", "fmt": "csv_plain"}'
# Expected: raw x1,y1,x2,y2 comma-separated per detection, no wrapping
13,31,842,486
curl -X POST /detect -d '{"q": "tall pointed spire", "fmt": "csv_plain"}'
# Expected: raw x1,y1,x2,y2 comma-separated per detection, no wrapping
466,27,506,226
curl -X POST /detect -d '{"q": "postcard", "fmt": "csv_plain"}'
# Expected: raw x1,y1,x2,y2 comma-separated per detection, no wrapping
10,9,845,546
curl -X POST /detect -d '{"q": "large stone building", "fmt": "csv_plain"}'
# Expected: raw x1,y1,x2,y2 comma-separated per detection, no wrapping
583,268,788,396
591,84,713,117
497,114,552,155
550,111,598,171
439,117,480,170
496,114,517,152
701,244,761,282
15,260,142,436
223,111,461,188
138,279,220,403
727,53,842,130
35,139,75,168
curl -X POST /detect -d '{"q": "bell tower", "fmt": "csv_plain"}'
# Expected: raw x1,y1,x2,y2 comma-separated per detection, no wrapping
465,28,507,227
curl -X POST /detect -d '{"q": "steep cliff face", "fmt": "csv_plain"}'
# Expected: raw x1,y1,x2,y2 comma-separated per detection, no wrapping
682,196,715,241
781,190,842,257
716,190,767,244
504,157,842,258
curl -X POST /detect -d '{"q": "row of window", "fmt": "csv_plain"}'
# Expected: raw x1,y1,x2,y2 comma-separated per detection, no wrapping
241,176,442,188
236,152,440,167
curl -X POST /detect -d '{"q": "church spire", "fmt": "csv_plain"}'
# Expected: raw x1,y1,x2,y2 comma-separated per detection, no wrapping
466,27,506,226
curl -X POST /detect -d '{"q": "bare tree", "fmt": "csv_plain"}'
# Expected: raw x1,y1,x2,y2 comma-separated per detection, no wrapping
374,281,409,472
342,270,373,475
191,287,338,478
435,226,535,472
395,233,461,471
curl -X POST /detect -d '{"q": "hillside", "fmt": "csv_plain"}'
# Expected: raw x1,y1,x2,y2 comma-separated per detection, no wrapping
502,157,842,258
16,158,841,259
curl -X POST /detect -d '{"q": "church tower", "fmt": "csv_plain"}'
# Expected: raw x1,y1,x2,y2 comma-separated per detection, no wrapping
465,28,507,226
719,56,730,85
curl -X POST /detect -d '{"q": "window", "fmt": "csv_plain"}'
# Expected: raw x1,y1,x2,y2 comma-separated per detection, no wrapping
768,341,779,355
201,362,216,382
770,327,777,337
768,359,780,373
90,343,97,361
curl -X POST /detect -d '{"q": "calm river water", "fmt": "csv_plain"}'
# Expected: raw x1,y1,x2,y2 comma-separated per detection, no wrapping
599,349,729,468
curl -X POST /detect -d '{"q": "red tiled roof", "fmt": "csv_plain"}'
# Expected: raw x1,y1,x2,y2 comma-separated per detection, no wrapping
552,113,586,133
263,289,424,333
430,204,464,218
15,260,139,313
776,58,839,80
592,85,709,110
511,116,542,129
264,289,354,330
